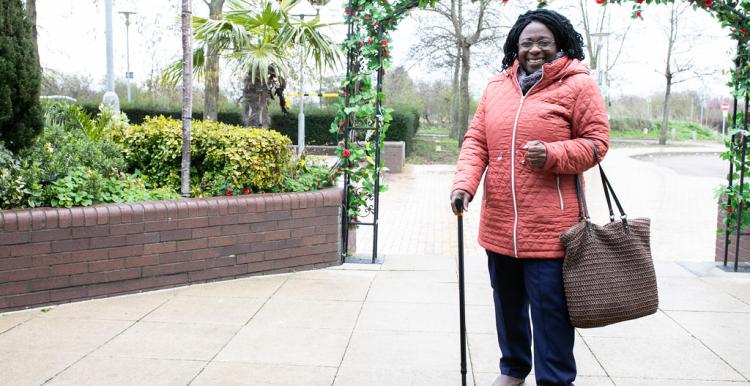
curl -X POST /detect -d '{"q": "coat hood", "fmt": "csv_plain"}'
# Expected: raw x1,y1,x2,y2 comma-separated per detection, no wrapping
502,57,591,92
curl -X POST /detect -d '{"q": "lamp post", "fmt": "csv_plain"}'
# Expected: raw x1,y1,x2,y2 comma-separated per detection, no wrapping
291,0,330,156
102,0,119,111
119,10,137,104
590,31,610,97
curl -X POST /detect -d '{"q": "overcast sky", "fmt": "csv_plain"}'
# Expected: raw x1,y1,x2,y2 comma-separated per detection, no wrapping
36,0,736,103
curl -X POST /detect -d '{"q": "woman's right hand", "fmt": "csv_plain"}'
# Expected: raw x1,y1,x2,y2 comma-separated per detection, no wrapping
450,189,471,215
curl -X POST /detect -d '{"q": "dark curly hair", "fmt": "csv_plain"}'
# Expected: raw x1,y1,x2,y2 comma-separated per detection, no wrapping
501,9,585,70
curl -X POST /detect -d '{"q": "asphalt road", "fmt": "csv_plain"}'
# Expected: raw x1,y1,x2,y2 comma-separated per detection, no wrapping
633,152,727,179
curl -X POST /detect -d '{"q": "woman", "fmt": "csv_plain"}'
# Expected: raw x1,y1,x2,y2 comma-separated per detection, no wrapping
450,9,609,386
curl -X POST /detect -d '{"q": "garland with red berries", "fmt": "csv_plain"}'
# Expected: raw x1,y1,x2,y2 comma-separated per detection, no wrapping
322,0,435,222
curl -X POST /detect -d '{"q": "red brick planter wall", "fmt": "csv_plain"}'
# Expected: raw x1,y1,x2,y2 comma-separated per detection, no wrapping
0,188,343,312
715,208,750,264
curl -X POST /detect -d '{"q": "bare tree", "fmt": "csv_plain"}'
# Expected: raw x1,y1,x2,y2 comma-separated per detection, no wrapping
656,2,712,144
181,0,193,197
23,0,39,67
408,0,512,144
202,0,224,121
577,1,633,104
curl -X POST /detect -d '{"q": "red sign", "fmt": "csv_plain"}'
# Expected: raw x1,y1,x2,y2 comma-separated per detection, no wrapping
721,103,730,112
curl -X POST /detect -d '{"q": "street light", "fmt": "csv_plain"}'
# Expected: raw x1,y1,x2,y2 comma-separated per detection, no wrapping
102,0,119,112
291,0,330,156
590,32,610,97
119,10,137,104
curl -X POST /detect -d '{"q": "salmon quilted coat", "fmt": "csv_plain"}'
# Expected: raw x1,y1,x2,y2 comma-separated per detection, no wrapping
451,57,610,258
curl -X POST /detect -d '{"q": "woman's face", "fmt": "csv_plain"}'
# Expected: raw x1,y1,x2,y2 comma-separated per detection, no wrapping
517,21,557,74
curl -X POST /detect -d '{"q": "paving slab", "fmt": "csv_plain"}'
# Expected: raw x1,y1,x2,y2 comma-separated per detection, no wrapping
0,350,82,386
215,325,350,367
584,336,745,381
0,317,131,355
668,310,750,379
366,276,458,304
249,298,362,330
357,301,458,332
474,372,615,386
192,362,337,386
273,277,371,302
92,321,237,361
38,292,174,321
576,310,692,339
0,311,36,334
47,356,205,386
175,274,288,298
341,329,459,370
611,378,749,385
333,364,464,386
658,277,750,312
142,295,265,326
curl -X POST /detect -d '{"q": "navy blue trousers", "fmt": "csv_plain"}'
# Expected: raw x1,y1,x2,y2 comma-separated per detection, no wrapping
487,251,576,386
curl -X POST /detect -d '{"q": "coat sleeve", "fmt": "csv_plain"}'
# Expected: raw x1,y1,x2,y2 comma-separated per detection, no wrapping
540,76,610,174
451,87,490,199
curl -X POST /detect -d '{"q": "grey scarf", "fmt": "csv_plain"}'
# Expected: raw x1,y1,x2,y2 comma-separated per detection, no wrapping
517,52,566,95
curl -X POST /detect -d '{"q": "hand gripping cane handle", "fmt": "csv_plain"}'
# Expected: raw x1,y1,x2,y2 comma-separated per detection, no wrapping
454,197,467,386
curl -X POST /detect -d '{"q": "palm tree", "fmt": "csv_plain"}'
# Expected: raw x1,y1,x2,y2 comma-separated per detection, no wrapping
164,0,340,128
181,0,193,196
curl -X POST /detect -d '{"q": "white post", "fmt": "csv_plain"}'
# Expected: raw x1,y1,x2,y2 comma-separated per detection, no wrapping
105,0,114,92
102,0,119,111
298,39,305,156
125,13,132,103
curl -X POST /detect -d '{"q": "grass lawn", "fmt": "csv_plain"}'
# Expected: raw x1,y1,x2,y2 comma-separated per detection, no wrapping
610,120,720,142
408,135,460,164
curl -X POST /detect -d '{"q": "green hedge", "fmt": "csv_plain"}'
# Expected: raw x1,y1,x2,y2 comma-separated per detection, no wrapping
270,106,420,154
82,104,421,155
113,116,292,197
79,104,244,126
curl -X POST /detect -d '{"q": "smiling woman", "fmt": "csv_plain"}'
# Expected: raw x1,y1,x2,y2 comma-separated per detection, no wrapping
450,9,609,386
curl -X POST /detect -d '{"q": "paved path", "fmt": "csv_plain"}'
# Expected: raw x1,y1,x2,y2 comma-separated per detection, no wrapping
2,144,750,385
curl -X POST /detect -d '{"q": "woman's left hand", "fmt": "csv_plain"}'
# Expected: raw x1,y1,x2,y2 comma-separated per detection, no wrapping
523,140,547,169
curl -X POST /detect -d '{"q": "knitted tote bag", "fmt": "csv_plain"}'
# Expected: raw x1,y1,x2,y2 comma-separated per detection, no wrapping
560,145,658,328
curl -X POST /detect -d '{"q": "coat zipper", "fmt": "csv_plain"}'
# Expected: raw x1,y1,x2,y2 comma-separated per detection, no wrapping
556,175,564,211
510,72,543,258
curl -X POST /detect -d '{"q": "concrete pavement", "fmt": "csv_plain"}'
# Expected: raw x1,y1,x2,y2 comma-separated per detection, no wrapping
2,143,750,385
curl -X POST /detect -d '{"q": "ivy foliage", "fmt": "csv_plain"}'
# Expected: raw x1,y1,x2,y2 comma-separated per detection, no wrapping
328,0,436,221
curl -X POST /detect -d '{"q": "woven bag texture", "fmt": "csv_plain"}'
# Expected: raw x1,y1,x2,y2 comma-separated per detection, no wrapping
560,217,658,328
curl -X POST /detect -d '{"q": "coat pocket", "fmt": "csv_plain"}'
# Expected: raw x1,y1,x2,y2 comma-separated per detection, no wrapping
484,151,509,208
556,175,564,211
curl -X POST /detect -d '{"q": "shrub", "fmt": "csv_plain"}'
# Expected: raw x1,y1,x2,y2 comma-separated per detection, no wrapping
270,105,420,154
0,0,44,151
0,143,28,208
115,116,293,196
47,167,178,208
91,104,420,151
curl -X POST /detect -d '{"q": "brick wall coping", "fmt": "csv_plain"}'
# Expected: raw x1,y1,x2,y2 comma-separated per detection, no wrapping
0,188,342,232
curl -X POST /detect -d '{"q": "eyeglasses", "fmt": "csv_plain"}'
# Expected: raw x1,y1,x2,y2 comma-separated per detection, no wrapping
519,40,556,50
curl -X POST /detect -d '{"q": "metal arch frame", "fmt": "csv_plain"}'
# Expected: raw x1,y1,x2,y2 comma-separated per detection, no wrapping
340,0,419,264
723,40,750,272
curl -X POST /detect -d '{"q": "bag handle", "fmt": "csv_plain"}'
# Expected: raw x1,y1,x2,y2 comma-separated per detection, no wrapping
575,140,629,232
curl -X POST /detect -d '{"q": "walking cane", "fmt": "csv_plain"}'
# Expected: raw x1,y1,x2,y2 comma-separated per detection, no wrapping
454,198,468,386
